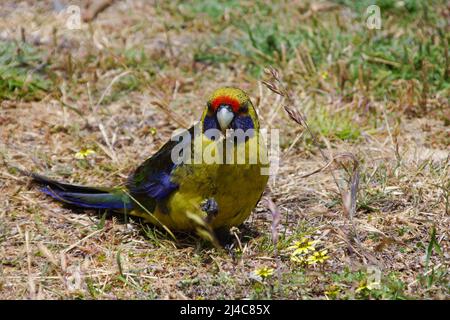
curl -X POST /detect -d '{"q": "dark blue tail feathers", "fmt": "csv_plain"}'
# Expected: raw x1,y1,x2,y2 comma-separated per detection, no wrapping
33,174,133,210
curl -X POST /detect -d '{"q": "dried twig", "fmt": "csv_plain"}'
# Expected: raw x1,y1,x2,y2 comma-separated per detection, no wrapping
25,230,36,299
82,0,115,22
265,197,282,287
63,229,103,253
95,70,132,111
262,66,360,219
150,100,190,129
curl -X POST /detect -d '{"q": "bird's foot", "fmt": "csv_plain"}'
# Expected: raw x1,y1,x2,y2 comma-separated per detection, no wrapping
201,198,218,221
214,227,234,248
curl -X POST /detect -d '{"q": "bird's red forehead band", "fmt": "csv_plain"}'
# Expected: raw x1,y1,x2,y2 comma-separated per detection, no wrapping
211,96,240,113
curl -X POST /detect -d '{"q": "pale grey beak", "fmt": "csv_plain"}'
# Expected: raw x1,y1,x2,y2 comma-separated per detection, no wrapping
216,105,234,131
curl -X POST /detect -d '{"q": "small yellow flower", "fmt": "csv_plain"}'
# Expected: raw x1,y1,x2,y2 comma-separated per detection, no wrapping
254,266,274,279
321,71,329,79
290,254,306,264
356,279,380,293
366,280,381,290
355,281,369,293
288,237,316,255
75,148,96,160
149,127,157,135
306,249,329,265
324,285,340,298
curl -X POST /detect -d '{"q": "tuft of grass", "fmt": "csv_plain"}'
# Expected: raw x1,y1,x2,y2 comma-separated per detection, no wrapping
0,41,52,101
330,267,409,299
180,0,243,20
308,106,362,142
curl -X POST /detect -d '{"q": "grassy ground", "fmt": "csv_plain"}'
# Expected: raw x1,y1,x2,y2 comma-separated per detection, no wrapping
0,0,448,299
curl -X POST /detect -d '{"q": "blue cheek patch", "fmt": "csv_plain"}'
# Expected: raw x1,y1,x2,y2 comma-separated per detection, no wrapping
203,115,220,140
232,115,254,131
203,115,219,132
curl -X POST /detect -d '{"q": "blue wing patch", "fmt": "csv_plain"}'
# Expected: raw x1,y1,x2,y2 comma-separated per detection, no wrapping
130,170,178,201
139,172,178,200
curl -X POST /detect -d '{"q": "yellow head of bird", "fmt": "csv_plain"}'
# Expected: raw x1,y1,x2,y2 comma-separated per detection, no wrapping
203,87,259,133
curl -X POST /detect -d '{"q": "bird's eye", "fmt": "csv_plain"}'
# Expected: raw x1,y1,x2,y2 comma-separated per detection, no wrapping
239,102,248,113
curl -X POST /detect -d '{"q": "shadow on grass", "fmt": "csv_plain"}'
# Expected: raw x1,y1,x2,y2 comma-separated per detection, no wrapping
59,203,261,251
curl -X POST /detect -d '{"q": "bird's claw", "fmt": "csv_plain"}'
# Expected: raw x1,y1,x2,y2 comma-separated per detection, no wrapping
201,198,219,218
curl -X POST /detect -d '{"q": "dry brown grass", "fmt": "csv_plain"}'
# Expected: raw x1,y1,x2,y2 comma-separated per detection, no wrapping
0,0,448,299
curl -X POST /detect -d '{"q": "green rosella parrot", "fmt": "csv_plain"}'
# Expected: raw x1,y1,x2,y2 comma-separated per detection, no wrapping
32,87,269,235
